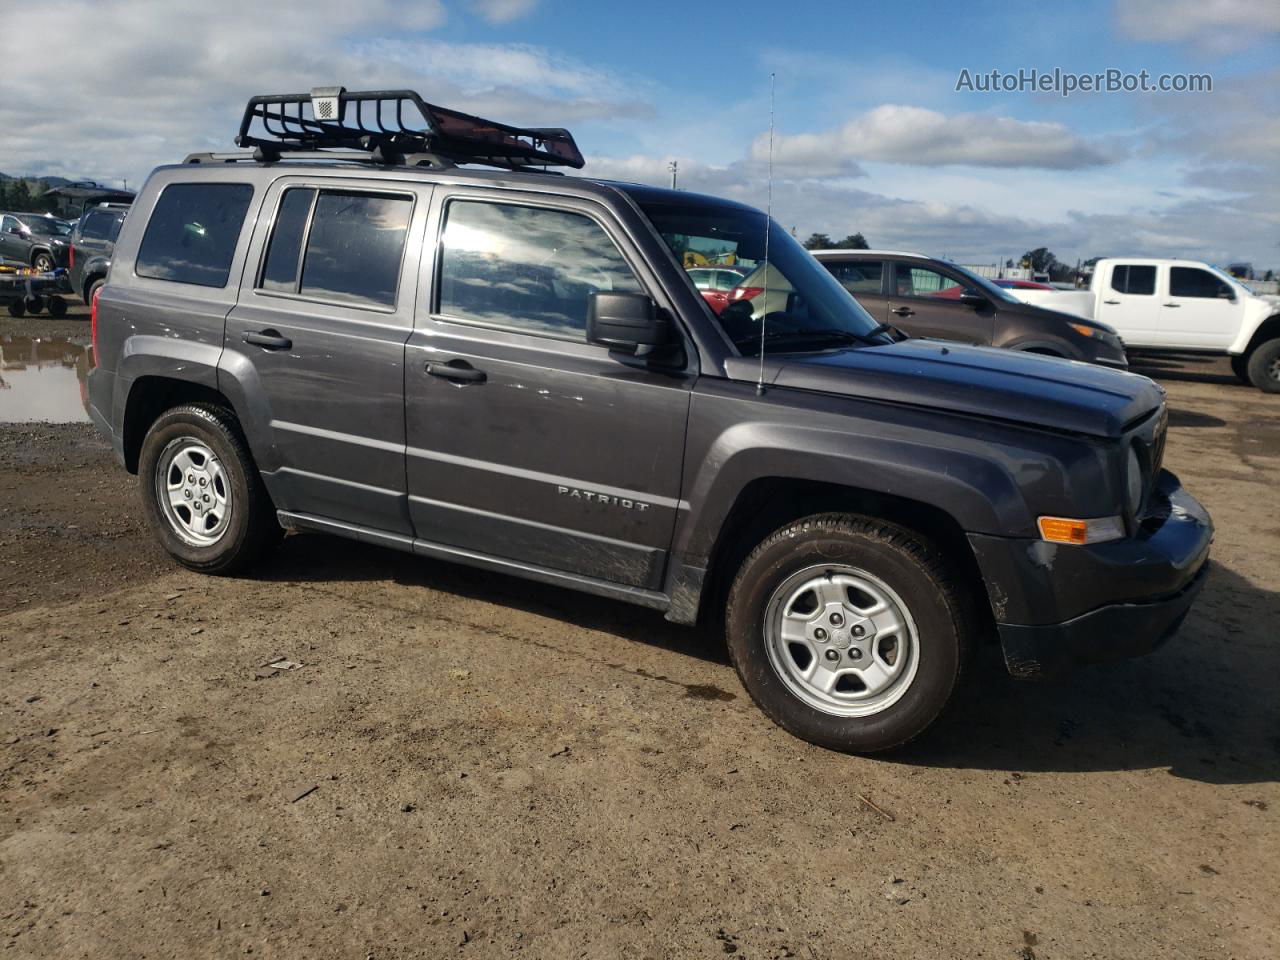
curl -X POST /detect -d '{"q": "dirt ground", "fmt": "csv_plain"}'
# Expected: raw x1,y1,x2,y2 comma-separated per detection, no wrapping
1,342,1277,959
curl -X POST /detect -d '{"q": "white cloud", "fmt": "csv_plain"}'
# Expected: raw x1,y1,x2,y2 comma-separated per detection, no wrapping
468,0,540,23
754,106,1120,172
0,1,646,187
1116,0,1280,53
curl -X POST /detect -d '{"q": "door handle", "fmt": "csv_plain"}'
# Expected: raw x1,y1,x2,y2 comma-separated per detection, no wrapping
890,306,915,317
426,360,487,383
1103,299,1121,305
243,330,292,350
1162,303,1180,308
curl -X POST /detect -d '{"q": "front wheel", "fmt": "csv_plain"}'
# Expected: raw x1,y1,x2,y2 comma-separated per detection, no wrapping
32,252,54,274
726,514,972,753
1246,338,1280,393
1230,354,1251,384
138,404,281,574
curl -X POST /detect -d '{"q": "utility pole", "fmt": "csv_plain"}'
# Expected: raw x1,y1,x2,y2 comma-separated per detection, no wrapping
668,160,678,190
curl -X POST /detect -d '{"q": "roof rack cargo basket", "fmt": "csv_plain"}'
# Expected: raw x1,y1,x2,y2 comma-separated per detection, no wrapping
232,86,585,170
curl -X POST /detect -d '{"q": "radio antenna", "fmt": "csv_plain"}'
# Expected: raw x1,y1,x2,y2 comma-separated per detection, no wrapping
756,72,776,396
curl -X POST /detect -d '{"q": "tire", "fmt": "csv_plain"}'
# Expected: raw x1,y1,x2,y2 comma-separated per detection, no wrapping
86,277,105,307
1246,338,1280,393
24,295,44,314
726,513,972,754
137,404,281,575
32,252,54,274
1230,354,1251,384
46,296,67,318
6,300,24,318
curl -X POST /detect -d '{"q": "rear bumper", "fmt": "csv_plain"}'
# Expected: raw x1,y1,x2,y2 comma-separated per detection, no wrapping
969,470,1212,679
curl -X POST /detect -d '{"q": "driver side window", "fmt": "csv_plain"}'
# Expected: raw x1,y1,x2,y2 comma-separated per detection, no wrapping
894,263,963,299
436,199,642,339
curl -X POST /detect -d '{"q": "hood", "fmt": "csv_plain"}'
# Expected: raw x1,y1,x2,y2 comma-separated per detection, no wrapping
736,339,1163,438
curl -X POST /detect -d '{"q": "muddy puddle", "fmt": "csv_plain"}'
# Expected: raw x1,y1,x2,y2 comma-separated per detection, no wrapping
0,335,94,423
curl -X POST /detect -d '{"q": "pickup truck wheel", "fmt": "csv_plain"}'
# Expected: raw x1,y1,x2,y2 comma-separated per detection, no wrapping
1246,339,1280,393
1230,354,1251,384
138,404,281,575
726,514,970,753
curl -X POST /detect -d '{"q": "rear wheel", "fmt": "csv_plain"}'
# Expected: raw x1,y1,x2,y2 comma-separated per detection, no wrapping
86,277,105,306
138,404,281,574
726,513,972,753
1246,338,1280,393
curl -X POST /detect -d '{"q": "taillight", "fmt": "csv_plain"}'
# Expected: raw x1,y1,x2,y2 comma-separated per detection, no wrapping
69,243,75,270
90,286,101,363
730,286,764,301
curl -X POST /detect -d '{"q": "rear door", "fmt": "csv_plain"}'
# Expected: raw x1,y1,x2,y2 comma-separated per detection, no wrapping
222,177,429,536
1159,265,1244,350
887,261,993,344
403,188,694,590
823,257,888,321
1095,263,1159,346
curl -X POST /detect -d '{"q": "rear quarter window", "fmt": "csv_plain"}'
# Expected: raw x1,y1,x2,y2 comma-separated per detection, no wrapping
135,182,254,287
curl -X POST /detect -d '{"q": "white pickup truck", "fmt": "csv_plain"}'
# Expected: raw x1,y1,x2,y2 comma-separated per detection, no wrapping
1090,258,1280,392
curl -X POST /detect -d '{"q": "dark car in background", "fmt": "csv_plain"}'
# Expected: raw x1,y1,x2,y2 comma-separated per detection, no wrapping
812,250,1128,368
69,202,128,304
0,212,72,272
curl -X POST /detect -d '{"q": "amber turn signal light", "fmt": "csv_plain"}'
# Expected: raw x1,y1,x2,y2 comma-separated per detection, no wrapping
1037,515,1125,545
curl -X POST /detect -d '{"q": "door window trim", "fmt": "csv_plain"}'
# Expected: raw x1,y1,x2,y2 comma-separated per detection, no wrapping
252,184,416,315
428,193,656,345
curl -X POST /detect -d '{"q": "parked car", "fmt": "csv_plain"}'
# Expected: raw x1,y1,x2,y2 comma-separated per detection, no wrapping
0,211,72,272
69,202,128,304
686,266,749,314
1089,258,1280,392
87,87,1211,754
812,250,1127,368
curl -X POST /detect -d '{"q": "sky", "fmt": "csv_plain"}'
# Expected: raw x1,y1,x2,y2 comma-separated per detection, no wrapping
2,0,1277,268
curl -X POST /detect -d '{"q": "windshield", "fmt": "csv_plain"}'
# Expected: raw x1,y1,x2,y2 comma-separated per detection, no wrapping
1208,265,1253,295
943,262,1023,303
628,191,886,355
23,217,68,237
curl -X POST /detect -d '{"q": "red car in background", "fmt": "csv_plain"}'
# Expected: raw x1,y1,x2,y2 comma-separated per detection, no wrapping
687,266,749,314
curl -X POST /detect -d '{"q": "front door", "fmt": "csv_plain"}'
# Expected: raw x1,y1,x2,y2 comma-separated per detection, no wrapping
404,190,694,590
1095,263,1160,347
222,177,429,536
0,215,25,265
887,261,993,344
1158,265,1244,350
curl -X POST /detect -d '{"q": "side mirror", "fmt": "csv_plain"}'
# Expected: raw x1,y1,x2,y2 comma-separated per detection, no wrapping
960,290,987,308
587,291,668,351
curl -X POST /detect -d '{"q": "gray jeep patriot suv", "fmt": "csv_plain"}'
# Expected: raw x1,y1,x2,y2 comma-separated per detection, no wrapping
87,88,1212,753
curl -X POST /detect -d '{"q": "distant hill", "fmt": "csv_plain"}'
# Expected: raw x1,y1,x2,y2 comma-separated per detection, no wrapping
0,172,80,188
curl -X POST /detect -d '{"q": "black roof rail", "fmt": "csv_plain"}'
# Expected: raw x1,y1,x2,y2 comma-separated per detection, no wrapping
228,86,585,171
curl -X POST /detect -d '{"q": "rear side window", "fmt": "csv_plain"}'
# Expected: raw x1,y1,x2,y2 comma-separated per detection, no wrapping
1170,267,1230,299
826,260,883,294
258,189,412,308
1110,264,1156,296
437,199,642,338
80,211,114,241
136,183,253,287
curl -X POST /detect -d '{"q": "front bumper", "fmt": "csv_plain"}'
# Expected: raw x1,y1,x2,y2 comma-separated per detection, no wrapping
968,470,1212,679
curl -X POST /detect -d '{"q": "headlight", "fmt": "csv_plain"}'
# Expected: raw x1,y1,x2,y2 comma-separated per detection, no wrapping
1125,444,1144,516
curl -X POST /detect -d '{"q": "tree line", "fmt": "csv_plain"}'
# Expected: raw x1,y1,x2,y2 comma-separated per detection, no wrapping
0,178,61,215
